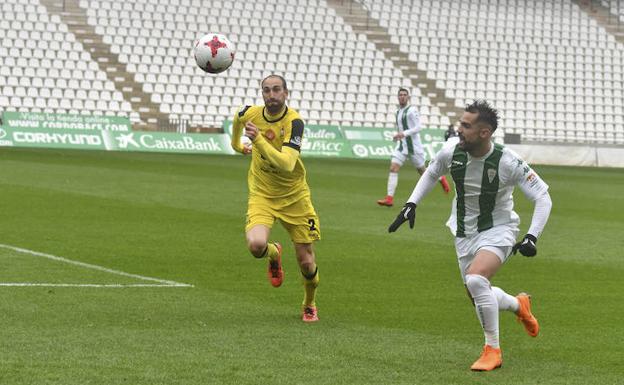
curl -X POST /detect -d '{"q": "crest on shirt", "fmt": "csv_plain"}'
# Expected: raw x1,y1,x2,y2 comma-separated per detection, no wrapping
526,172,538,188
264,129,275,140
487,168,497,183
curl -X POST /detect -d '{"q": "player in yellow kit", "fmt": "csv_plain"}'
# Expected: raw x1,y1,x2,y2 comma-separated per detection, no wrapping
231,74,320,322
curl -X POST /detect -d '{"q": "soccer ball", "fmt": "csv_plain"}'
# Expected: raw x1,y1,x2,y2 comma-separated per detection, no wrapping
193,33,235,74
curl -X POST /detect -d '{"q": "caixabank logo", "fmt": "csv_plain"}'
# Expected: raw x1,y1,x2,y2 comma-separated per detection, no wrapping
111,132,233,154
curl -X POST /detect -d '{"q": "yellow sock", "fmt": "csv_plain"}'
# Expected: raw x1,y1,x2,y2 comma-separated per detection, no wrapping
262,243,279,262
302,267,319,307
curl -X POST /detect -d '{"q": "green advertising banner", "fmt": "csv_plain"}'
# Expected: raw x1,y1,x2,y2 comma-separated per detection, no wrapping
0,121,445,160
343,126,446,143
0,126,108,150
420,128,446,160
349,140,395,159
300,138,352,158
348,140,446,161
0,126,234,155
343,127,447,160
342,126,389,141
103,131,234,154
222,119,234,135
2,111,131,132
305,125,343,140
420,128,446,143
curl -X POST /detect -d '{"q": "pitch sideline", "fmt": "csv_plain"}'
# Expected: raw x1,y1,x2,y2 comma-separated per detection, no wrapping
0,243,194,288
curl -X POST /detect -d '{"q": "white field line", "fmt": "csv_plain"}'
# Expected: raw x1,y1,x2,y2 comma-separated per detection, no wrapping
0,283,188,288
0,243,193,288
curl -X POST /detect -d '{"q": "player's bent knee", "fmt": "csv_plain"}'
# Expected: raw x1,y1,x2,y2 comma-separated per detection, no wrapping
465,274,489,297
247,240,267,258
299,261,316,275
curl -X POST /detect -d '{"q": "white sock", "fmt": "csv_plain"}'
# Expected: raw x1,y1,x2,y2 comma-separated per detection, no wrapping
492,286,519,313
465,274,500,348
387,172,398,197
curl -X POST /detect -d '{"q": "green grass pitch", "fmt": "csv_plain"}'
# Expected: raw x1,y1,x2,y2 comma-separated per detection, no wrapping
0,147,622,384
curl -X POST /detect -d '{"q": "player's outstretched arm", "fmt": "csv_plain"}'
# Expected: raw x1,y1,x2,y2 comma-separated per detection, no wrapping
513,190,552,257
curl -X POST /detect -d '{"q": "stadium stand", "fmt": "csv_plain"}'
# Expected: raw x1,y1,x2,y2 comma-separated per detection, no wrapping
601,0,624,22
370,0,624,144
0,0,133,118
79,0,414,129
0,0,623,144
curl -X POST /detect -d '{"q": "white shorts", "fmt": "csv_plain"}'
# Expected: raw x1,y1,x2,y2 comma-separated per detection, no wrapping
391,149,425,169
454,224,519,283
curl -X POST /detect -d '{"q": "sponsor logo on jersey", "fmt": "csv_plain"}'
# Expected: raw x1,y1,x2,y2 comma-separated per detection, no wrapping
264,129,275,140
487,168,497,183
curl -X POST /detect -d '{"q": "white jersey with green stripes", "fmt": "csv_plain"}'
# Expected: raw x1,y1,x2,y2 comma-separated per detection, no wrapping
427,142,550,237
394,105,423,156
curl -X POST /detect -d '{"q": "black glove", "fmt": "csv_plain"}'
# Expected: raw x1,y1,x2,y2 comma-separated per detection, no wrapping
388,203,416,232
512,234,537,257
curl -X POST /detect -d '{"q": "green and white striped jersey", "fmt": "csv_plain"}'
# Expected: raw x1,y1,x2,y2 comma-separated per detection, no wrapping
425,141,550,237
394,105,423,156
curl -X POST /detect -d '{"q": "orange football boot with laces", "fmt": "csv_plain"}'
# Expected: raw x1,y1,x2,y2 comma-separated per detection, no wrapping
516,293,539,337
470,345,502,371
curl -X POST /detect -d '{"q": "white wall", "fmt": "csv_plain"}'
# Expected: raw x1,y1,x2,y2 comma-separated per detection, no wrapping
508,144,624,168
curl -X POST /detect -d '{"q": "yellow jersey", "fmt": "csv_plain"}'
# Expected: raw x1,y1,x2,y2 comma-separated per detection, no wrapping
231,105,310,205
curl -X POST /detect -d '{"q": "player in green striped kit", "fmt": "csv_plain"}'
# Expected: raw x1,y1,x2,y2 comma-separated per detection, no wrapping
377,88,449,207
388,100,552,371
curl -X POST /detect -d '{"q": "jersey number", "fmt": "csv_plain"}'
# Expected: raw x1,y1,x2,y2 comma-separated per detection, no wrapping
308,219,317,231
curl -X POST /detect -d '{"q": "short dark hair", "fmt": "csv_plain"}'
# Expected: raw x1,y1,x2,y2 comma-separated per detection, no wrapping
465,99,499,132
261,74,288,91
398,87,410,95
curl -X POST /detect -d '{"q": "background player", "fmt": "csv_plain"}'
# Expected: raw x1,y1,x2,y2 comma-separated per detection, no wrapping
377,88,450,207
230,74,321,322
388,100,552,371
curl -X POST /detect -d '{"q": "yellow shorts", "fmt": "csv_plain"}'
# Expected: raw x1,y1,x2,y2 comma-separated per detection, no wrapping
246,194,321,244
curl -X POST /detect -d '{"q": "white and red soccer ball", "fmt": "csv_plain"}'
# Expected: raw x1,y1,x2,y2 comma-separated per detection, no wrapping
193,33,235,74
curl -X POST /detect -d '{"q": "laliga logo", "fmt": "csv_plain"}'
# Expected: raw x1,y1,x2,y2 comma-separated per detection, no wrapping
352,144,369,157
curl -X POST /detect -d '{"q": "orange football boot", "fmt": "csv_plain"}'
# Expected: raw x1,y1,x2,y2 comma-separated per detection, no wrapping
470,345,502,371
376,195,394,206
516,293,539,337
440,175,450,193
302,306,319,323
